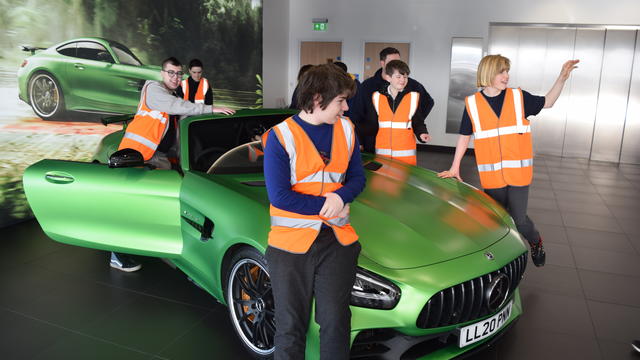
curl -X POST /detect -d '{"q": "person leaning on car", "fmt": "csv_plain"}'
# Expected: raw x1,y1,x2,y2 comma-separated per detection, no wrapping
263,64,365,360
118,56,234,171
112,57,235,273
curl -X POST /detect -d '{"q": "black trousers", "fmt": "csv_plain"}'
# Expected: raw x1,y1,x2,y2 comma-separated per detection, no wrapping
266,228,361,360
484,185,540,246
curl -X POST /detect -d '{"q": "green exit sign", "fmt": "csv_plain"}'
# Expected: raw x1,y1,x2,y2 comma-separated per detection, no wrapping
313,22,327,31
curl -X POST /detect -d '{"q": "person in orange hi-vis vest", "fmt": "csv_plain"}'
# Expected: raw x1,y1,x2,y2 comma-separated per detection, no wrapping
263,64,365,360
176,58,213,105
371,60,431,165
438,55,579,268
114,57,235,273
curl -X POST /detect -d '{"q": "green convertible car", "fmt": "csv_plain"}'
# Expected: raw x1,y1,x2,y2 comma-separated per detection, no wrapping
18,37,162,120
23,109,528,359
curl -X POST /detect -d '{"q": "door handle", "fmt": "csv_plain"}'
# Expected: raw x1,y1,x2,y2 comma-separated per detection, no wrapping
73,63,85,70
127,80,139,87
44,171,75,184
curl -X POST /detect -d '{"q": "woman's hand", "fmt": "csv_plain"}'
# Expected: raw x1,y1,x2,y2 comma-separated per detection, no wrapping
437,167,462,182
559,59,579,82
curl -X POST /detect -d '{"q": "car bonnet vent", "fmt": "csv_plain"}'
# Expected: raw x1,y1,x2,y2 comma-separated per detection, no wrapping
241,180,266,186
364,161,383,171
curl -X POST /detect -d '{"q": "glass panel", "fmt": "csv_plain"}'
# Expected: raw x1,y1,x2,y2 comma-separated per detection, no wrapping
445,38,483,133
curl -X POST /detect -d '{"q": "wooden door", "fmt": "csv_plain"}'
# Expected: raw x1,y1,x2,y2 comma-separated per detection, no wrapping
363,42,410,80
300,41,342,66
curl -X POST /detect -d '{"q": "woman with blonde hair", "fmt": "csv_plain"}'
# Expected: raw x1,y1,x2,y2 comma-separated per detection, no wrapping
438,54,579,267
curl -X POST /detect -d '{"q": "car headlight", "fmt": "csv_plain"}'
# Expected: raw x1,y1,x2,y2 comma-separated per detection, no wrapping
350,268,401,310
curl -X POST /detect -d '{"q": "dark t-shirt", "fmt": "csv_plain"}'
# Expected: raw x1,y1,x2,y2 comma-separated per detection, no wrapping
459,89,545,135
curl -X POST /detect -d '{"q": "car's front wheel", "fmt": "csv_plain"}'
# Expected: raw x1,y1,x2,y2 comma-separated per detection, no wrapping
28,72,65,120
226,247,275,358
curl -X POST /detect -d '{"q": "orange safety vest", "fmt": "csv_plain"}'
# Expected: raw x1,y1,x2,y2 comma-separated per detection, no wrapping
466,88,533,189
118,83,169,161
181,78,209,104
372,91,420,165
263,116,358,253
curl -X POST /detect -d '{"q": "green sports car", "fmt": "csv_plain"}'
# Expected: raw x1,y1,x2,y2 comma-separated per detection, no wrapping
17,37,162,120
23,109,528,359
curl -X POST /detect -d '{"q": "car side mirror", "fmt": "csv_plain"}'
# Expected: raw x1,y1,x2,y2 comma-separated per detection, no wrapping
108,148,144,168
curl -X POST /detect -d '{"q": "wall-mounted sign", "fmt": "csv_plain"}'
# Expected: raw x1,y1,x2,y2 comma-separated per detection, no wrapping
313,22,327,31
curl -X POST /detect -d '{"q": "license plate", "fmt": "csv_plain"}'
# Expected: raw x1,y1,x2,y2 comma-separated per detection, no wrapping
458,300,513,348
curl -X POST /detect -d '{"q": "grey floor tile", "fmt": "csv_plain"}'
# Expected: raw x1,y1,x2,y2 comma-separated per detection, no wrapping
530,177,552,188
573,247,640,277
496,326,601,360
601,194,640,208
588,176,636,188
536,223,568,245
545,166,586,176
607,204,640,221
561,212,623,233
554,190,606,206
81,295,210,354
588,301,640,343
598,339,640,360
529,188,557,200
527,197,558,211
520,264,583,298
516,288,596,338
0,310,67,360
549,173,591,184
552,181,598,193
617,218,640,236
33,332,152,360
595,184,640,197
543,242,576,268
528,209,564,226
558,201,613,217
565,227,636,254
579,270,640,307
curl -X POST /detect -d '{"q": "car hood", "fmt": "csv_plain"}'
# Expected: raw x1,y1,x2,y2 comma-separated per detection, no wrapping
349,159,511,269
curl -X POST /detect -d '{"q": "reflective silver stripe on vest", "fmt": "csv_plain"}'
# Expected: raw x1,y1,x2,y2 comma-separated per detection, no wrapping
298,171,344,184
473,124,531,139
275,121,298,185
372,92,380,114
467,94,483,133
378,121,412,129
122,132,158,151
339,117,354,156
477,158,533,172
136,109,167,124
270,216,322,230
408,92,419,119
327,215,350,227
375,149,417,157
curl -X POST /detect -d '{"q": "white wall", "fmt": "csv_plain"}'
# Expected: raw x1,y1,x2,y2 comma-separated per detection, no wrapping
262,0,290,108
263,0,640,147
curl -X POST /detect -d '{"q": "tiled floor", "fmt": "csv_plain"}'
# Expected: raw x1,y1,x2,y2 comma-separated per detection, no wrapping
2,151,640,359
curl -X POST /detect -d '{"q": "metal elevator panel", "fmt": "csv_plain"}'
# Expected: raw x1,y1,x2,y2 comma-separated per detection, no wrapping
620,31,640,164
562,29,606,159
591,30,637,162
445,38,484,134
489,26,521,85
533,27,576,156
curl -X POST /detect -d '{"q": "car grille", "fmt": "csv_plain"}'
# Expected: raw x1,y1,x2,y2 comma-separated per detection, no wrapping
416,252,527,329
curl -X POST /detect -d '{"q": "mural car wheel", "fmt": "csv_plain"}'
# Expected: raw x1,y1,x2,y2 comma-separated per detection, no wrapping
28,72,65,120
226,248,275,358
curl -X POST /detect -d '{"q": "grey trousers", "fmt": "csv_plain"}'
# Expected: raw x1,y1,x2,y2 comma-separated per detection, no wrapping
484,185,541,246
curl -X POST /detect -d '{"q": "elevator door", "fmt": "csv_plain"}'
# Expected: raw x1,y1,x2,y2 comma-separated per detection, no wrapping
489,24,640,164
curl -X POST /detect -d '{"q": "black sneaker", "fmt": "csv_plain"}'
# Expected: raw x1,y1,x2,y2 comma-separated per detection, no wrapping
530,237,546,267
632,340,640,353
110,252,142,272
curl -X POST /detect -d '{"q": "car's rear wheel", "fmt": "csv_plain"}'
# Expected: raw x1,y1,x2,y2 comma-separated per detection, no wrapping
226,247,275,358
28,72,65,120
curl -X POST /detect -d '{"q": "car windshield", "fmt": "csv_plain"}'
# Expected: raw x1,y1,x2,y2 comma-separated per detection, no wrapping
207,141,264,175
110,42,142,66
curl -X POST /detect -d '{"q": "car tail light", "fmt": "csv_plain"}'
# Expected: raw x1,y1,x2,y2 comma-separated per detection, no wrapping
20,60,28,68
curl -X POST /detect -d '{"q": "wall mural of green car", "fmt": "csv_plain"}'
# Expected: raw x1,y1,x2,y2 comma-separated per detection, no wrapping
23,109,529,359
17,37,162,120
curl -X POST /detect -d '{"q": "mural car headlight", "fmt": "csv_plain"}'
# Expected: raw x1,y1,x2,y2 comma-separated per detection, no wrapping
350,268,401,310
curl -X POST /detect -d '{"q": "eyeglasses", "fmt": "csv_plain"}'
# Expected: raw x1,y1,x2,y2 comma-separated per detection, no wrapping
162,69,184,78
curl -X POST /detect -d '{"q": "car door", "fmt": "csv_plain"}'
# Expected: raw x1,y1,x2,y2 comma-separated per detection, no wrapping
68,41,121,112
23,160,184,257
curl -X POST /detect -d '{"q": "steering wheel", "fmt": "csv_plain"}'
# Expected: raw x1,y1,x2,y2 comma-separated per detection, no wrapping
193,147,227,172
